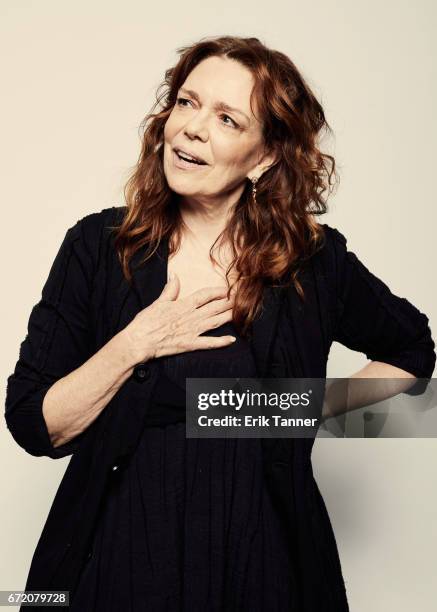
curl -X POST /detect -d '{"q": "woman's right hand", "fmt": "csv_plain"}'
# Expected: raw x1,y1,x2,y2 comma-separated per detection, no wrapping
122,272,237,363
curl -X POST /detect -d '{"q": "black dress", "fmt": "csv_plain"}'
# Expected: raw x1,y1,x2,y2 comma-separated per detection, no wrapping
70,320,296,612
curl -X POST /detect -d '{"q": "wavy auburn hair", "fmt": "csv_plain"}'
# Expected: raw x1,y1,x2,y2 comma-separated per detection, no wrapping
112,35,339,337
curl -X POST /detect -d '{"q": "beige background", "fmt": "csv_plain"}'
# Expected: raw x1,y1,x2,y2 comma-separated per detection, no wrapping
1,1,436,610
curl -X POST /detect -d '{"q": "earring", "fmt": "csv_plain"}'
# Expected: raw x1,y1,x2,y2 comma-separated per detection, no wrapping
250,176,258,204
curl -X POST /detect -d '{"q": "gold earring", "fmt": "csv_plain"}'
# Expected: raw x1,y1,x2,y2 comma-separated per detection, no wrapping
250,176,258,204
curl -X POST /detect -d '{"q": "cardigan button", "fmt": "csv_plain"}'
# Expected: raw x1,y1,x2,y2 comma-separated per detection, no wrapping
133,363,150,382
111,454,130,473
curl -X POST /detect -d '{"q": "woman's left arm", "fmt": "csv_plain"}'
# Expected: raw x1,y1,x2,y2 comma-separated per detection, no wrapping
322,225,436,419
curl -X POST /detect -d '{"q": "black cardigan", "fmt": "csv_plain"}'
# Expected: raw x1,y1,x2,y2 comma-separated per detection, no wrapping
4,206,436,611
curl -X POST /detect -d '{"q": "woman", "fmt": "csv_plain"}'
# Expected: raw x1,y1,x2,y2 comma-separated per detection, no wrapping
5,36,435,612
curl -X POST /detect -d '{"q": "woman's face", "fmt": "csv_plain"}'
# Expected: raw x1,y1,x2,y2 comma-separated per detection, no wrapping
163,55,274,205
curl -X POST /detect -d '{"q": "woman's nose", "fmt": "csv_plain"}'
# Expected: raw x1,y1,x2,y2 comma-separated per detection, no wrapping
184,114,209,140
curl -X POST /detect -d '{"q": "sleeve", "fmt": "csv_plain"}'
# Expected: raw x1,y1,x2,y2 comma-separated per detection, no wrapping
326,225,436,396
4,218,96,459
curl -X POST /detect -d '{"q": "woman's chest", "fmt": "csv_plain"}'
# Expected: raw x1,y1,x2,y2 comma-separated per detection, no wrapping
99,233,332,377
167,241,240,300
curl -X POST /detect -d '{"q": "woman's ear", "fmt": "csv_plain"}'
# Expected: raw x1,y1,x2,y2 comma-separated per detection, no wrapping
247,148,278,180
260,150,277,174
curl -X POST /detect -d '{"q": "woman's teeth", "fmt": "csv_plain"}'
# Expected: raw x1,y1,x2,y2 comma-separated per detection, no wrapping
177,151,204,165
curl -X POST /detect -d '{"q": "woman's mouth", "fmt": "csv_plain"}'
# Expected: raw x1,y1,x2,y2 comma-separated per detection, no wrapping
173,149,208,170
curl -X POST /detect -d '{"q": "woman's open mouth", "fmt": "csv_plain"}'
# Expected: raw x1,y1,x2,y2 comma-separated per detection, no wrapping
173,149,208,170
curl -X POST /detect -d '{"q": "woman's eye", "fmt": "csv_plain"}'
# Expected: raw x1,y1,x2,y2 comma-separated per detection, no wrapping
221,114,238,129
176,97,191,107
176,97,239,129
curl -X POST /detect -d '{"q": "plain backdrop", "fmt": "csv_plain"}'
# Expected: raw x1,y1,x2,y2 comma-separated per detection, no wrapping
1,1,436,610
